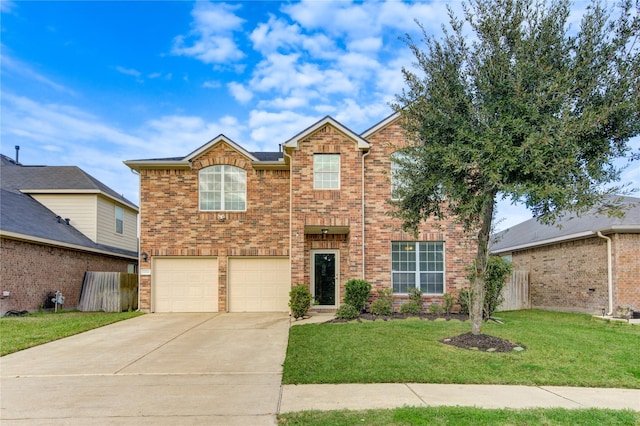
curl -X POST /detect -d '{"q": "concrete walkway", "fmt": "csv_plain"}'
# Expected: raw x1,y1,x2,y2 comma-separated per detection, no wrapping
279,383,640,413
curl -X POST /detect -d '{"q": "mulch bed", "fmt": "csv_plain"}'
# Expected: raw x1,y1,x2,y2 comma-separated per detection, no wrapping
325,312,524,352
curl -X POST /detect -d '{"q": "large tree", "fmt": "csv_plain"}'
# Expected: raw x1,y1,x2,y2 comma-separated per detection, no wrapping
392,0,639,335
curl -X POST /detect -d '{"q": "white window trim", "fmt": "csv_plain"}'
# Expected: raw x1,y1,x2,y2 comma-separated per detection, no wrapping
391,241,446,295
199,165,247,212
313,154,340,190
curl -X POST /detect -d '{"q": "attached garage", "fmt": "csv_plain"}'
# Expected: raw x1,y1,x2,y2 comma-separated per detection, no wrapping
153,257,218,312
228,257,290,312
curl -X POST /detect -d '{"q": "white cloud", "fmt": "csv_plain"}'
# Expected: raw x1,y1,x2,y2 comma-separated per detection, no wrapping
1,52,75,95
115,66,142,78
248,109,316,147
0,0,15,13
172,2,245,64
347,37,382,53
227,81,253,103
202,80,221,89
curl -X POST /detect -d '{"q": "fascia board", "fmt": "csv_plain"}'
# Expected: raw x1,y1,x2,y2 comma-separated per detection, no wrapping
123,160,191,170
360,112,401,138
184,135,259,162
283,116,371,150
490,231,595,254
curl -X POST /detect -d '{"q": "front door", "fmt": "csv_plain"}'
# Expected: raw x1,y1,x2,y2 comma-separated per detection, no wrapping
312,251,338,306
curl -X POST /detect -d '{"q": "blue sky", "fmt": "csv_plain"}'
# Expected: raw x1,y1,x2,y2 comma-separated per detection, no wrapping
1,1,638,231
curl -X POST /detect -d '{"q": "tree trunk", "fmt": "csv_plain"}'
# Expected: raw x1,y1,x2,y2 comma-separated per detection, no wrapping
470,194,496,335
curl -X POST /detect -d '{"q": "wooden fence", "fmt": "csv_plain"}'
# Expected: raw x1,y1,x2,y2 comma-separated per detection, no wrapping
497,270,530,312
78,272,138,312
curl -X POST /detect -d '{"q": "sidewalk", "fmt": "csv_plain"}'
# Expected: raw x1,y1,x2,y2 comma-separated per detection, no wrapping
279,383,640,413
283,314,640,414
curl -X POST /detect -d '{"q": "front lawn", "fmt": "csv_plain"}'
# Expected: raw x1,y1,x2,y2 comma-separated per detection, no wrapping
278,406,640,425
0,310,144,356
283,310,640,388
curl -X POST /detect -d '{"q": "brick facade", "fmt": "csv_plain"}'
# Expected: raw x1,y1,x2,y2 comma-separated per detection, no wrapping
0,237,132,315
612,234,640,311
132,116,478,312
511,234,639,314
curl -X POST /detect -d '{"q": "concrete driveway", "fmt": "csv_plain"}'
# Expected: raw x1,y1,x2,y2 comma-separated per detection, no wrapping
0,313,290,425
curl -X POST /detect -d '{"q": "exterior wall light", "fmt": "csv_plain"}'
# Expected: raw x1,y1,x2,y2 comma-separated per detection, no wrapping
321,228,329,235
141,252,148,262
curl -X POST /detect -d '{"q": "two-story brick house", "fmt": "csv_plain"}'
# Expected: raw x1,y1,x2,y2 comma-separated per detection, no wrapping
125,113,476,313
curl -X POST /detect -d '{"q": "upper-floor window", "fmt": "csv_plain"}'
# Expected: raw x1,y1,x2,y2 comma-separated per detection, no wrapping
314,154,340,190
392,241,445,294
199,165,246,211
115,205,124,234
391,151,409,200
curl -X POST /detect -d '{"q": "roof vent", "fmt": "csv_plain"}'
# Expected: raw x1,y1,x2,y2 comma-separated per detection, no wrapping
56,216,62,223
65,218,70,225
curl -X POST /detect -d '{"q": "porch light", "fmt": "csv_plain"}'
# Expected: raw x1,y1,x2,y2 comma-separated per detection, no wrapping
141,252,148,262
321,228,329,235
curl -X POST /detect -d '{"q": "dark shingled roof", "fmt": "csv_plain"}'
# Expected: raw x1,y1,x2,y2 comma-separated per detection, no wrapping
491,195,640,254
252,151,283,161
0,155,137,258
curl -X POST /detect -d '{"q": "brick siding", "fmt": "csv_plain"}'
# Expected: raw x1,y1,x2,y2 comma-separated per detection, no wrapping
0,237,132,315
136,119,478,312
613,233,640,311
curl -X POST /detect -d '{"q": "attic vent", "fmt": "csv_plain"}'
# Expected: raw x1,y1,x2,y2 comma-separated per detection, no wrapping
65,218,71,225
57,216,62,223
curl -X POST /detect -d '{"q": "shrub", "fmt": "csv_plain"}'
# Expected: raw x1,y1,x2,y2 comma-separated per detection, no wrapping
344,279,372,312
407,287,423,305
289,285,312,319
335,304,360,320
443,292,455,314
458,288,472,315
428,303,443,315
400,300,421,315
370,288,393,316
465,256,513,319
483,256,513,318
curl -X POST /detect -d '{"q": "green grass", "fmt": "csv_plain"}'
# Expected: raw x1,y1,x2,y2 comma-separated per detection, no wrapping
278,407,640,425
0,310,144,356
283,310,640,388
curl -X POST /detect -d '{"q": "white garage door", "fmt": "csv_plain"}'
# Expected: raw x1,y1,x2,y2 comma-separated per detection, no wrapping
153,257,218,312
228,257,290,312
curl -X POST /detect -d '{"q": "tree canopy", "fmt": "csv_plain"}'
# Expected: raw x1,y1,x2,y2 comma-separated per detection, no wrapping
391,0,639,334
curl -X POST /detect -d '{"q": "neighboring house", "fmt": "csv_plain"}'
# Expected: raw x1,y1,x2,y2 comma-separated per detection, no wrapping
0,154,138,315
491,196,640,315
125,114,477,313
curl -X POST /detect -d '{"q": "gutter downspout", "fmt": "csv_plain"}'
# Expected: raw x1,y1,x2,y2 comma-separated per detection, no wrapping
283,149,294,314
361,149,371,280
596,231,613,315
130,167,142,312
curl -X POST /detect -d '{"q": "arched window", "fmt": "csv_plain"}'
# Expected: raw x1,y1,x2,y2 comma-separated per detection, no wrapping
199,165,246,211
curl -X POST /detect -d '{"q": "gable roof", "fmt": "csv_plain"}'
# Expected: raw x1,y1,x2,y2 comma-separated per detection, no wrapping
1,155,137,210
491,196,640,254
125,134,285,170
0,155,137,259
282,116,371,150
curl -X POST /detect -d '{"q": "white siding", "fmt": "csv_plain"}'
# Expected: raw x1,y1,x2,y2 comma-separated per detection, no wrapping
96,196,138,252
31,194,98,241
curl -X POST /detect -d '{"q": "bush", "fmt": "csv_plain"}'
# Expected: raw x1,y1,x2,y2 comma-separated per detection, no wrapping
458,288,472,315
427,303,443,315
443,293,455,314
344,279,372,312
407,287,423,305
335,304,360,320
400,300,421,315
466,256,513,319
370,288,393,316
289,285,312,319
